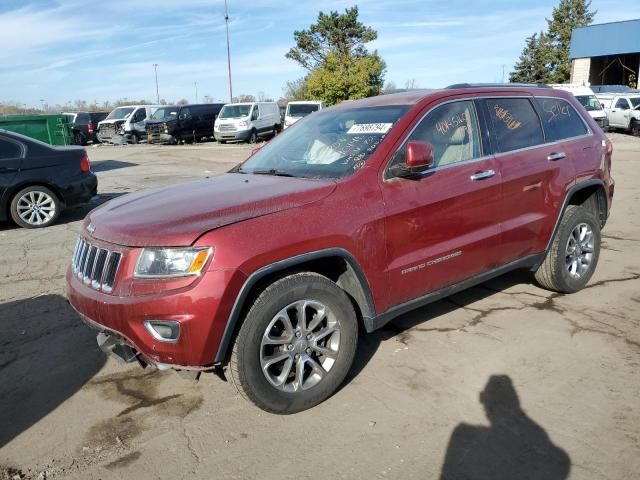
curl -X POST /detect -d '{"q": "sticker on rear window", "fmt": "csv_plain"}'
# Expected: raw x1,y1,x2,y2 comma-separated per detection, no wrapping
347,123,393,134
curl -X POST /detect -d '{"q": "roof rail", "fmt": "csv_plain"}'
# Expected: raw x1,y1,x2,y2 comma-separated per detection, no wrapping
446,83,550,89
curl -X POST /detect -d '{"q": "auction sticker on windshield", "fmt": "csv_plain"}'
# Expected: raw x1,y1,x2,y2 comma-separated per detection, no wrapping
347,123,393,134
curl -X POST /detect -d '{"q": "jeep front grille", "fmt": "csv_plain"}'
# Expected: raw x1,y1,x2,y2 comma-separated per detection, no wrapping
218,124,236,132
71,237,122,293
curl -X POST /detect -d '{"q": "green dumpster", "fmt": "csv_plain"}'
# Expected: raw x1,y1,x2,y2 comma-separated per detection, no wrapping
0,114,73,145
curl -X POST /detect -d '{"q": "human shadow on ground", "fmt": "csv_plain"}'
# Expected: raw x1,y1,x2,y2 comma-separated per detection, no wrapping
0,294,106,448
439,375,571,480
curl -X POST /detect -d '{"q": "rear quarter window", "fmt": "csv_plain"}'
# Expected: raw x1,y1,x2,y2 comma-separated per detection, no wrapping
536,97,588,142
486,98,544,153
0,137,23,159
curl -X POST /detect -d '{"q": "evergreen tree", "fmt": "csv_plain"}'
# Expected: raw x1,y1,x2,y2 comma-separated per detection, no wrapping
510,0,595,83
546,0,596,82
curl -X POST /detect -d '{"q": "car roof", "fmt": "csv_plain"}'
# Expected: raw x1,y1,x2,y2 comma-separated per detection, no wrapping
331,84,562,110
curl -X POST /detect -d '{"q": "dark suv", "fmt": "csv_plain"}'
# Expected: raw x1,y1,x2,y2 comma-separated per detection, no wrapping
64,112,109,145
67,84,614,413
146,103,225,144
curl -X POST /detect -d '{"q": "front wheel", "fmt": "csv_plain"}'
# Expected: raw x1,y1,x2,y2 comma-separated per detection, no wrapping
247,129,258,144
230,273,358,414
534,205,601,293
631,120,640,137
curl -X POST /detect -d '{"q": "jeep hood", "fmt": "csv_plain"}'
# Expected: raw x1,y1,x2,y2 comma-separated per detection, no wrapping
85,173,336,247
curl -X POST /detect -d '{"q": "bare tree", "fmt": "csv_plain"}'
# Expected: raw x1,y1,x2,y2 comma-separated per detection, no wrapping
404,78,418,89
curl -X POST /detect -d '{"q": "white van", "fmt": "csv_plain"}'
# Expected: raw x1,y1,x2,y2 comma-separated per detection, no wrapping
97,105,161,144
284,101,324,129
549,84,608,130
214,102,282,143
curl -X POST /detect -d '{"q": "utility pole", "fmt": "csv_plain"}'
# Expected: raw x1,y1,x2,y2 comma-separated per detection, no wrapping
502,64,506,83
153,63,160,103
195,82,199,103
224,0,233,102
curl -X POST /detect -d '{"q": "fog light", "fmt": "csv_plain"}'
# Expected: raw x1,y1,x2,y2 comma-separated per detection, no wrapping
144,321,180,342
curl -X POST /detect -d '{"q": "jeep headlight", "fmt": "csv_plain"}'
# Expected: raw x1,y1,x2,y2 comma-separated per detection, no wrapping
238,120,249,128
134,247,212,278
163,123,169,134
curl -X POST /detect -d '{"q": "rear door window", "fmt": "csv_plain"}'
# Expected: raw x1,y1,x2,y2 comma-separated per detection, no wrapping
536,97,588,142
486,98,544,153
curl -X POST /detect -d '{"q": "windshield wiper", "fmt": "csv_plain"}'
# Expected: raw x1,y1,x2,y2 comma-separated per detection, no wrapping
250,169,296,177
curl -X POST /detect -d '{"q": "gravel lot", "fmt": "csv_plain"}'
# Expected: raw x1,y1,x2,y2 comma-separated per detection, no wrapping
1,135,639,479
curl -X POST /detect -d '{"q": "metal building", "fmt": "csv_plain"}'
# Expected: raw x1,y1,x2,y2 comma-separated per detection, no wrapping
570,19,640,88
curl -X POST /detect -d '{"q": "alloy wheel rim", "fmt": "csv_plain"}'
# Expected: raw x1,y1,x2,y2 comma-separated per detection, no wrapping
260,299,340,393
565,222,594,279
16,191,56,226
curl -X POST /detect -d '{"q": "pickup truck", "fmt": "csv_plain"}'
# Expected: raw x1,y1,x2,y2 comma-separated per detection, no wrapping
596,94,640,135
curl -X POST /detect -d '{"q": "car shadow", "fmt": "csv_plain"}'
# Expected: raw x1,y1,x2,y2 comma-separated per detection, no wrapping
91,160,138,172
345,269,536,385
0,294,106,448
0,192,125,231
439,374,571,479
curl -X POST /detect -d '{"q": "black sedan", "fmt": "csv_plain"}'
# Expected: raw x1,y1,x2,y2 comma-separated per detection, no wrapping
0,129,98,228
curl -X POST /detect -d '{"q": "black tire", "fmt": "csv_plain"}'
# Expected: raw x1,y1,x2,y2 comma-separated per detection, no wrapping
10,185,61,229
247,129,258,144
230,272,358,414
73,132,85,146
631,120,640,137
129,133,138,144
219,140,226,144
534,205,601,293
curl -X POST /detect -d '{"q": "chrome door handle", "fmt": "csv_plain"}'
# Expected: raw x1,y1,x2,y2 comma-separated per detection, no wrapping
470,169,495,181
547,152,566,161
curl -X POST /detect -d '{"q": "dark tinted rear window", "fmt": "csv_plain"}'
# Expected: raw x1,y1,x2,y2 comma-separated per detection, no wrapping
75,113,91,123
0,137,22,159
487,98,544,153
536,98,588,141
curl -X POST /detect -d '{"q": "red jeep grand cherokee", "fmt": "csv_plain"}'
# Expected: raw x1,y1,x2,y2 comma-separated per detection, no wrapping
67,84,614,413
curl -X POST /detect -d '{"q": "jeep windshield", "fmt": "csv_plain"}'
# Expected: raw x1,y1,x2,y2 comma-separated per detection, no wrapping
105,107,135,120
237,105,410,179
575,95,602,111
219,105,251,119
151,107,178,120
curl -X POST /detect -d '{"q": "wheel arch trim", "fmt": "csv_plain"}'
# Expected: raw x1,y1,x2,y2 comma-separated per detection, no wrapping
213,247,376,363
543,179,607,256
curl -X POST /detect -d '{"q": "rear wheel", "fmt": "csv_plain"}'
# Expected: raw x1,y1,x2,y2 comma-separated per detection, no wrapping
10,186,61,229
230,272,358,414
73,132,85,146
534,205,600,293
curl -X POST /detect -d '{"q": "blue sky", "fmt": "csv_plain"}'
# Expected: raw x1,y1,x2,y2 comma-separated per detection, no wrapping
1,0,639,108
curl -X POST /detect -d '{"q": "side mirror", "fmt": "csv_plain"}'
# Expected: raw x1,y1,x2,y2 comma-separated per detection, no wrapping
405,141,434,170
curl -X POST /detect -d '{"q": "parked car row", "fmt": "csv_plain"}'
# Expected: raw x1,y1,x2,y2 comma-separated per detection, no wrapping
550,83,640,136
62,100,326,147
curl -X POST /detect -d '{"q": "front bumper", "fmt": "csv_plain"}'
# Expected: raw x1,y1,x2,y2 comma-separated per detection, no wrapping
97,131,126,145
147,132,175,144
66,260,247,368
214,129,251,142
